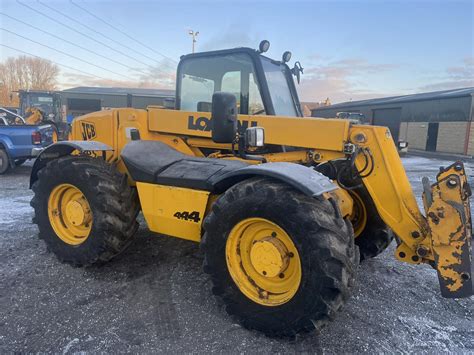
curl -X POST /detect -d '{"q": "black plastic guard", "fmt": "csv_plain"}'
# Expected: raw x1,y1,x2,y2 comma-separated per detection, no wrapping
30,140,113,188
213,162,338,197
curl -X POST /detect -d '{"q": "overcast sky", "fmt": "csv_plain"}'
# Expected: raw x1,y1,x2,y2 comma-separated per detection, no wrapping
1,0,473,103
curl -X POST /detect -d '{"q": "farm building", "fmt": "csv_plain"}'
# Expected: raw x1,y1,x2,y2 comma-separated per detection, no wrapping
60,86,175,121
312,87,474,156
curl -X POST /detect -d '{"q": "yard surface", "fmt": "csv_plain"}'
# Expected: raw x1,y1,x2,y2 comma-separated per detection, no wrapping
0,156,473,353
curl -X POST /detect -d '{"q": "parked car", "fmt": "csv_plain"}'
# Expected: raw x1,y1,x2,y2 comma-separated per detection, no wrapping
0,120,56,174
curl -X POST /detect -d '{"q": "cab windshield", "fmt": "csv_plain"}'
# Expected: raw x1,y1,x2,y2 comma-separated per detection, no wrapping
21,94,58,117
178,53,265,115
178,51,299,117
260,57,297,116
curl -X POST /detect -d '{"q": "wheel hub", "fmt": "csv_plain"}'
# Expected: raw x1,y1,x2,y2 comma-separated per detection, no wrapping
65,198,91,226
225,218,301,306
250,237,289,277
48,184,93,245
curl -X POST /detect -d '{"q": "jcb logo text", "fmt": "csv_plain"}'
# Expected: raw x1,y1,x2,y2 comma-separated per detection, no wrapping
81,122,96,140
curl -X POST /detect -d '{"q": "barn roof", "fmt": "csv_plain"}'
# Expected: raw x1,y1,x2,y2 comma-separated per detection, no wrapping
62,86,175,98
316,87,474,110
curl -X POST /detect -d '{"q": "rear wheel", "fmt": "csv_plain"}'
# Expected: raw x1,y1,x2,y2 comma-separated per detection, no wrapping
0,149,10,174
202,178,359,337
31,156,139,266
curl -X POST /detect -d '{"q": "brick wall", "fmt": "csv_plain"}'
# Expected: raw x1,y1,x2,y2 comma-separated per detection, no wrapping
436,122,468,154
399,122,408,141
405,122,428,150
466,123,474,156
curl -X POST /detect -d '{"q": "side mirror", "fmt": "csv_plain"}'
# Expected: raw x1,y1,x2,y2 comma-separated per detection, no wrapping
211,92,237,143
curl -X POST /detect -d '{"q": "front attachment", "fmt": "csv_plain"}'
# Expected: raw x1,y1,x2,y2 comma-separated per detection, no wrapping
423,161,472,298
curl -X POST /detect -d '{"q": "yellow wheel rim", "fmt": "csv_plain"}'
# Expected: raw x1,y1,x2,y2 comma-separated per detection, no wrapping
52,130,58,143
48,184,92,245
226,218,301,306
350,191,367,238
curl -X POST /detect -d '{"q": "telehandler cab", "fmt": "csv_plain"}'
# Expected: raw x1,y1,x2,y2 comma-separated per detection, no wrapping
30,41,472,337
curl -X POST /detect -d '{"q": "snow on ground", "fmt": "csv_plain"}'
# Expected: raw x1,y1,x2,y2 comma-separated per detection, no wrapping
0,157,472,353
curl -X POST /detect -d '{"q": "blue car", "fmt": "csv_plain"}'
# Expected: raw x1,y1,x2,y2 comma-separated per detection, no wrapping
0,114,56,174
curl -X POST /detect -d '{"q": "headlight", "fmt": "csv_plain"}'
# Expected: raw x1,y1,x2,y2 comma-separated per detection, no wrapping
245,127,265,147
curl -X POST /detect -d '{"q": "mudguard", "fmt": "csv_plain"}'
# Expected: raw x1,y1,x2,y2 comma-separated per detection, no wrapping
120,141,336,198
30,140,113,188
213,162,337,197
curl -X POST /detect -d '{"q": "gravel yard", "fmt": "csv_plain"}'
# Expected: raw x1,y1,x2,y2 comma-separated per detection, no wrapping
0,156,473,353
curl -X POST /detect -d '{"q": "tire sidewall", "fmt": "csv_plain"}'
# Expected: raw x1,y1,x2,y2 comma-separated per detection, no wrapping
35,159,110,262
351,185,393,259
316,159,393,259
0,149,10,174
204,182,346,330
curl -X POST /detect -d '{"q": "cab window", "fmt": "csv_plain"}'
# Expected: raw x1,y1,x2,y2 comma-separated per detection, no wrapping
178,53,265,115
180,74,215,112
249,73,265,115
221,71,241,112
260,58,297,116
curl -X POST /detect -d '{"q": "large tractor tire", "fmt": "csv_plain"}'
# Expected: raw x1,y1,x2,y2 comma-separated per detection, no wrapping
349,186,394,261
316,161,394,261
201,177,359,338
30,156,139,266
0,149,10,174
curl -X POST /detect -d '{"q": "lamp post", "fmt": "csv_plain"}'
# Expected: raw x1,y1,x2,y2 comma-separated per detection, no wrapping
188,30,199,53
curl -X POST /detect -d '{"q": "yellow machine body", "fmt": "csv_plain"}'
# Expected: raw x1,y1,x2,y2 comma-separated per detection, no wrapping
25,107,44,125
136,182,210,242
67,102,472,298
30,44,473,339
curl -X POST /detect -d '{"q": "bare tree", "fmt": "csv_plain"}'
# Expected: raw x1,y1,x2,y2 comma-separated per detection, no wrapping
0,56,59,106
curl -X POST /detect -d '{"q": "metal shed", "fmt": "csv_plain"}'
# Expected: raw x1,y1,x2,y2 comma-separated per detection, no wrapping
311,87,474,155
60,86,175,121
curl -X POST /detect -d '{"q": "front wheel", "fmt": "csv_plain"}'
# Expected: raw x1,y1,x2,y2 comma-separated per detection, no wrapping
30,156,139,266
201,178,359,337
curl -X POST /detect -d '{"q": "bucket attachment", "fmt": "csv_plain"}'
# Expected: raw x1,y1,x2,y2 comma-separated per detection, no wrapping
423,161,472,298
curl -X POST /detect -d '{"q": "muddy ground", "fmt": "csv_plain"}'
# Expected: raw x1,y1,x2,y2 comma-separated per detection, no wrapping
0,156,473,353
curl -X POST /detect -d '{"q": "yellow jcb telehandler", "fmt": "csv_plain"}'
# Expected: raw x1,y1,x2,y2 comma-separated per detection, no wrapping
30,41,472,338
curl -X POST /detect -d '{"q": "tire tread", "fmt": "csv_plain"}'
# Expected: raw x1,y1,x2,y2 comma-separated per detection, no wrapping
31,155,139,266
201,177,359,338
